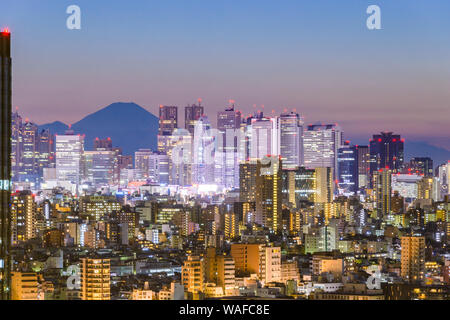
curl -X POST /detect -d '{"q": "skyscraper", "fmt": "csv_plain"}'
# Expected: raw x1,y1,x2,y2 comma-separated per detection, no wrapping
11,109,21,181
249,115,279,160
257,156,282,232
192,116,215,185
410,157,433,177
279,112,303,170
357,145,370,188
337,143,359,194
37,129,54,180
282,167,316,207
134,148,152,178
217,104,241,188
158,105,178,136
373,168,392,219
369,132,404,176
55,129,84,191
239,160,262,203
185,101,204,135
82,150,116,188
0,29,11,300
303,123,343,179
314,167,334,204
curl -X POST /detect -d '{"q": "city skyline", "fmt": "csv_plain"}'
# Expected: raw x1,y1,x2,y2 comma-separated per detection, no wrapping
1,1,449,304
1,0,449,149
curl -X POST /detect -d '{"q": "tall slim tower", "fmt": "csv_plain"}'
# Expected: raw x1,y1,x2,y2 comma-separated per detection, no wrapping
279,112,303,170
0,28,12,300
217,103,241,188
373,168,392,219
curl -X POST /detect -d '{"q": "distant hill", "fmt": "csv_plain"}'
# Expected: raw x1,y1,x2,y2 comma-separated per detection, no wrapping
38,102,159,156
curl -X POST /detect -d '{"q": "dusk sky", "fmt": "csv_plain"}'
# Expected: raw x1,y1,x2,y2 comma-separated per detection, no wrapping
1,0,449,148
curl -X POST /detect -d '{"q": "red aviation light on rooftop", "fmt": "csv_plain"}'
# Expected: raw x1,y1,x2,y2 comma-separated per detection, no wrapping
1,27,10,34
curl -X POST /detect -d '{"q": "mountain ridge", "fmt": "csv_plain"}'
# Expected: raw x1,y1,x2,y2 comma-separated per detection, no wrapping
38,102,159,156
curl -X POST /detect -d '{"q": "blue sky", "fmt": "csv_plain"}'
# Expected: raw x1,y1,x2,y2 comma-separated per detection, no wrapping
1,0,449,148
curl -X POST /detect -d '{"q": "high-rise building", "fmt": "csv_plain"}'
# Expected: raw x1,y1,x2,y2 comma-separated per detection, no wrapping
369,132,404,176
82,150,116,188
337,143,359,194
11,191,37,245
417,177,434,200
11,109,21,181
257,157,282,232
373,168,392,219
436,162,449,198
19,121,38,181
217,104,241,188
158,105,178,136
37,129,54,179
410,157,433,177
55,129,84,188
303,123,343,178
0,29,12,300
249,115,279,160
315,167,334,204
282,167,316,207
401,236,425,283
192,116,215,185
185,101,204,135
134,148,153,178
80,258,111,300
239,160,262,203
357,145,370,188
169,130,193,186
148,152,170,185
279,112,303,170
